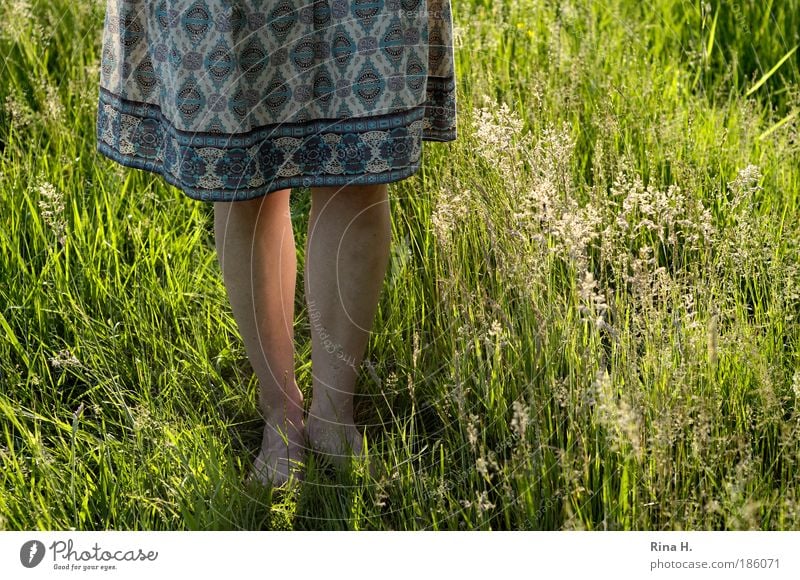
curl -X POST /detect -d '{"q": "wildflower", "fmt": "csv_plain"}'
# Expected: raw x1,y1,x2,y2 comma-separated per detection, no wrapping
527,123,575,191
474,490,495,514
707,314,719,367
552,377,570,408
592,367,643,459
727,164,762,210
510,399,529,439
482,319,508,358
452,25,465,49
4,92,35,130
430,176,470,252
374,488,388,508
48,348,80,369
0,0,33,43
408,331,419,401
550,201,603,270
385,371,399,394
36,178,67,247
578,270,608,320
484,319,505,342
466,414,479,450
41,79,65,123
475,456,489,479
131,404,153,432
472,94,526,185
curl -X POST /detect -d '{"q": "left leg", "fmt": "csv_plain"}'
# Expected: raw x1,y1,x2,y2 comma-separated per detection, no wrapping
304,182,392,465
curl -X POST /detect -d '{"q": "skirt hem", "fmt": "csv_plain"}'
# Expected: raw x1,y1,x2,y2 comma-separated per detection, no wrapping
96,82,455,202
97,136,451,201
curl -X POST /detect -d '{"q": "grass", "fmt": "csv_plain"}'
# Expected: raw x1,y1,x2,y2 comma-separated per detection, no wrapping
1,0,800,530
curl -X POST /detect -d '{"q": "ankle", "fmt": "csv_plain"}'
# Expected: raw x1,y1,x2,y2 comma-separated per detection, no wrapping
262,395,304,425
260,417,304,453
307,401,354,426
263,406,304,430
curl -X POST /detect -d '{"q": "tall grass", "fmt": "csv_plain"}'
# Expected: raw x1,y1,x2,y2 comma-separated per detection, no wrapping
1,0,799,530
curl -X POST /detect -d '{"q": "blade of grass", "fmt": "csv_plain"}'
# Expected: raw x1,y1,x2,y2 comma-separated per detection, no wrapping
0,311,29,367
758,109,798,141
745,45,798,97
705,5,719,63
757,0,775,38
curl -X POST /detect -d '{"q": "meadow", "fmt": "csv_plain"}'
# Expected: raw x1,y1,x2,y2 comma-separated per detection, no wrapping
1,0,799,530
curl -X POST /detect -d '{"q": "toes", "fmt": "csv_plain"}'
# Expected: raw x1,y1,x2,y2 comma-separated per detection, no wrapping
305,420,370,471
250,442,306,487
249,458,305,488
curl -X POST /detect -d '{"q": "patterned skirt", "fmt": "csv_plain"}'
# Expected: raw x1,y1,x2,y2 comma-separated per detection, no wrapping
95,0,458,201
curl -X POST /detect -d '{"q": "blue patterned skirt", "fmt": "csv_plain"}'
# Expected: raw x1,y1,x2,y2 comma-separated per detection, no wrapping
95,0,457,201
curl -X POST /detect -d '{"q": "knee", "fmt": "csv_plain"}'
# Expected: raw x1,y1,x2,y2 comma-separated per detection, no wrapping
343,182,389,201
311,182,389,210
214,188,292,219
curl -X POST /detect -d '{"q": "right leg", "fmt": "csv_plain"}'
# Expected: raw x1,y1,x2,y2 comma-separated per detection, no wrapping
213,189,305,486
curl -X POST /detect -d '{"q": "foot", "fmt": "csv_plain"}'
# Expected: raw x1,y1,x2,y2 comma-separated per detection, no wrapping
305,412,365,468
305,413,382,477
249,418,306,488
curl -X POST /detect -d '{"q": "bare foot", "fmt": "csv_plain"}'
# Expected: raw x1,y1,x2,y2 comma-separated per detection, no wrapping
249,417,306,488
305,413,382,479
305,413,365,469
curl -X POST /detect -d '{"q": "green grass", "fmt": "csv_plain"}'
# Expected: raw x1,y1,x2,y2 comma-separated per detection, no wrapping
1,0,800,530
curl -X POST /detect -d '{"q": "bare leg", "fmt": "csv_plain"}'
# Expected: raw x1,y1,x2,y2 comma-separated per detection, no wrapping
213,189,305,486
304,182,392,467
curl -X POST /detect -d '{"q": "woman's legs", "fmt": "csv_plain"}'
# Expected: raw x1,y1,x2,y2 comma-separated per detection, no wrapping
304,182,392,465
213,189,305,486
213,181,392,482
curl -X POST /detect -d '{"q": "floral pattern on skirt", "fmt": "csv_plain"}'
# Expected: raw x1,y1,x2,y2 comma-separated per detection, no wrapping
95,0,457,201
